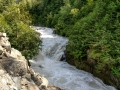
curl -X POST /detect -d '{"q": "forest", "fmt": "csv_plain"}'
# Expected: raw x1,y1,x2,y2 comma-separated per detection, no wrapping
0,0,41,60
0,0,120,81
29,0,120,78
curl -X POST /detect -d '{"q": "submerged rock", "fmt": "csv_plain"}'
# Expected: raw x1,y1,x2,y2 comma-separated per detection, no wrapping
0,32,63,90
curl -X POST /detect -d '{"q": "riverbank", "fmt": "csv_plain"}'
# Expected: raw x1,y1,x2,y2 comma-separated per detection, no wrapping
66,53,120,90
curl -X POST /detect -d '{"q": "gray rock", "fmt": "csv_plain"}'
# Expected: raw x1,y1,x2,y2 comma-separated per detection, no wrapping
0,32,63,90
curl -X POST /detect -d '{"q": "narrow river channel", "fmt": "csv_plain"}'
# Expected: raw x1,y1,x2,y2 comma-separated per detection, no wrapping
30,27,116,90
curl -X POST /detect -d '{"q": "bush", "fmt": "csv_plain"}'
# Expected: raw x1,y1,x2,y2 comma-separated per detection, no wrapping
0,0,41,60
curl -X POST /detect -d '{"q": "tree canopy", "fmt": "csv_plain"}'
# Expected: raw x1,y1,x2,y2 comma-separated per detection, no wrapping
0,0,41,60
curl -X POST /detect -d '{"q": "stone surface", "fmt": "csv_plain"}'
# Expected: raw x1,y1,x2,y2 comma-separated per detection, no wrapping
0,32,63,90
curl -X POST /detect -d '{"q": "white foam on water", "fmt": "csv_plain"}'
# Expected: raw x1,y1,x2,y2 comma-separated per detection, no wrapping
30,27,117,90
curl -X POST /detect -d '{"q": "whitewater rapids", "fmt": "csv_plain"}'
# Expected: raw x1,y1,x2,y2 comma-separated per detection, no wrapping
30,27,116,90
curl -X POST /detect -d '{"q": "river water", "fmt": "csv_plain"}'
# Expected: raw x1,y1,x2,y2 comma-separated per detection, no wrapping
30,27,116,90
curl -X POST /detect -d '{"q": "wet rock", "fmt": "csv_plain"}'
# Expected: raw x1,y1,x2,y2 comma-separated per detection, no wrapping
60,54,66,61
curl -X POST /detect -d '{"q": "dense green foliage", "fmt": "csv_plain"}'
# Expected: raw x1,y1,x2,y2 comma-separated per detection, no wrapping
29,0,64,26
0,0,41,60
30,0,120,76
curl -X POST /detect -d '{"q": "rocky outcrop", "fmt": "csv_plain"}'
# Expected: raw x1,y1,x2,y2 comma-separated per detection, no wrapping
0,32,63,90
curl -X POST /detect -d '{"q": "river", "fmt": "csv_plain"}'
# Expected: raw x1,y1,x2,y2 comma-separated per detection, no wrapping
30,27,116,90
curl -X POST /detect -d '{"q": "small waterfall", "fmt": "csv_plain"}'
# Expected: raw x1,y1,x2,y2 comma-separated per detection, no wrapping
30,27,116,90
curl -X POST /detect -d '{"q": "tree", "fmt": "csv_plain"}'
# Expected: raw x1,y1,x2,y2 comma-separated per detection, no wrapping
0,0,41,60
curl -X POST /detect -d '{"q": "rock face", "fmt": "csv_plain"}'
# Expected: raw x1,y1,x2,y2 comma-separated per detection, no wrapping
0,32,63,90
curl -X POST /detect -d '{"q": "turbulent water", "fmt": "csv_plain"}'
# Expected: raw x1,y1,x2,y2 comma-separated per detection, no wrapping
30,27,116,90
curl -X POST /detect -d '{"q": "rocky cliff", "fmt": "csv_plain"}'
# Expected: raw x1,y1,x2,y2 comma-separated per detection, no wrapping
0,32,63,90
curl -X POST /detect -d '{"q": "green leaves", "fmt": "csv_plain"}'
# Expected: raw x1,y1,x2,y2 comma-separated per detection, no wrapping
111,67,120,76
54,0,120,76
0,0,41,60
27,0,120,76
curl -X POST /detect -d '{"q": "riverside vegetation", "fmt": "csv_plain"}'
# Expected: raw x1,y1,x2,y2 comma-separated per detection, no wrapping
29,0,120,89
0,0,120,89
0,0,41,60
